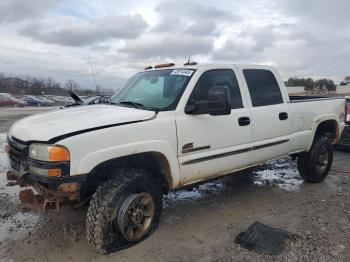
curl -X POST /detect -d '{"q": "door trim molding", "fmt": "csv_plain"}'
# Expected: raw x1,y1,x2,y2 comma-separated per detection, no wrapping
181,139,289,165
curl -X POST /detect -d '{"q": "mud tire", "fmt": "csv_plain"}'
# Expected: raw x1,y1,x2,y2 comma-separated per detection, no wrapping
86,168,163,254
297,136,333,183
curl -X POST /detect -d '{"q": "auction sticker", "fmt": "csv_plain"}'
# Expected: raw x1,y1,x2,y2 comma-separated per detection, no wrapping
170,69,194,77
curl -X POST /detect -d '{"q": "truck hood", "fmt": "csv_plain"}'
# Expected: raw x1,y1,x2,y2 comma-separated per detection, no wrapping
9,105,156,142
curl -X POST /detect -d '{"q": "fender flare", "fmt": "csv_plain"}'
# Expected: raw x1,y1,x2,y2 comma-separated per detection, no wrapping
306,114,340,151
74,140,181,189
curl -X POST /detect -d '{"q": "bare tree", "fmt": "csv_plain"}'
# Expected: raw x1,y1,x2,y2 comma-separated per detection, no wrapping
95,84,102,95
64,79,81,93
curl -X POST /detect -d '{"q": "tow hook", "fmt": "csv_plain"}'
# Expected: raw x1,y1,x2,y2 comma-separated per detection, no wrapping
6,170,80,212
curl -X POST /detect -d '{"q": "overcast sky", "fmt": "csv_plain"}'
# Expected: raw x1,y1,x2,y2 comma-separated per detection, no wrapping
0,0,349,90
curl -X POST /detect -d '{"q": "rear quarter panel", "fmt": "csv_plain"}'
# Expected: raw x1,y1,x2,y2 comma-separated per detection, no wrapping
289,98,346,152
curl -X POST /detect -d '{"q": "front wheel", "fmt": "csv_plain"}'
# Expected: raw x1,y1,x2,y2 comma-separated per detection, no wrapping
86,168,163,254
297,136,333,183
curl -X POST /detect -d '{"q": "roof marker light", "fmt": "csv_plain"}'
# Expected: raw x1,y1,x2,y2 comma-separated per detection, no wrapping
154,63,175,69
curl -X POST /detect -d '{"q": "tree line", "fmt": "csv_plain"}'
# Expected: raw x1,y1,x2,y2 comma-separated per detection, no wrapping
284,77,337,91
0,72,114,96
1,72,349,96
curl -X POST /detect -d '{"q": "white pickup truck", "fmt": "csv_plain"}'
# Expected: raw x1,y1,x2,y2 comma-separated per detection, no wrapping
6,63,347,254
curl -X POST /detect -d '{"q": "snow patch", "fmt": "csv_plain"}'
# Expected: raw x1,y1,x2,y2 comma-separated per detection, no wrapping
164,181,224,205
253,159,303,191
0,133,9,172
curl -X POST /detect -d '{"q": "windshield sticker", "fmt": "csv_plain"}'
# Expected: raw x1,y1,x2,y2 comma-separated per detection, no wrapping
170,69,194,77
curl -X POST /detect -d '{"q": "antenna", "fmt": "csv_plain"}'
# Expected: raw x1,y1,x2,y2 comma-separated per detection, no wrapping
88,55,99,95
184,57,197,66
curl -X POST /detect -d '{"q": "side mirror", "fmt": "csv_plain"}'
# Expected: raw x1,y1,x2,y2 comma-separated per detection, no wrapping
207,86,231,116
185,86,231,116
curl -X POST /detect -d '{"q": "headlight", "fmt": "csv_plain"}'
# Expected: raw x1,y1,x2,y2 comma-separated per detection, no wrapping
29,144,70,162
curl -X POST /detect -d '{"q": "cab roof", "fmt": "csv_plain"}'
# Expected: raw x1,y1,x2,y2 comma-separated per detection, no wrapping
144,63,275,71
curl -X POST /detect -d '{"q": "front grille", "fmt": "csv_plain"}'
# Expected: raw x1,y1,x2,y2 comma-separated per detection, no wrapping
7,137,28,171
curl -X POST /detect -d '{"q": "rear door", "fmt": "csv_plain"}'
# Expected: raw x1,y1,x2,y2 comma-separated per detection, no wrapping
176,68,253,185
241,68,292,162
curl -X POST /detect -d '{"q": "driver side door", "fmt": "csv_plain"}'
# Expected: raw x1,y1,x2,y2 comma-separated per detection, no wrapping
175,68,253,185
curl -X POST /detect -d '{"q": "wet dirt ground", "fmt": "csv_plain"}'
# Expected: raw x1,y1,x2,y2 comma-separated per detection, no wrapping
0,107,350,262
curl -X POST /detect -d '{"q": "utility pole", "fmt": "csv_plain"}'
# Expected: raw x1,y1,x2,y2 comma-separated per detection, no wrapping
88,55,99,95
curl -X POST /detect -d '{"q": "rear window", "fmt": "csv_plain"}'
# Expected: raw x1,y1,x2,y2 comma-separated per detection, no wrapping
243,69,283,107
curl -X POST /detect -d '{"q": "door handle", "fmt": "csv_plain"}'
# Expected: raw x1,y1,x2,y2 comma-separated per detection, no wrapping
238,117,250,126
279,112,288,120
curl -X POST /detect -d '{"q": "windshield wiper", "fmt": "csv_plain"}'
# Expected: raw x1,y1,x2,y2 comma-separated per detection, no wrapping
109,100,158,111
119,101,145,109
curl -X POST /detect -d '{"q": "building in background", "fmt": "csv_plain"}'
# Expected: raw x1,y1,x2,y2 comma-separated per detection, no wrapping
336,84,350,94
286,86,306,95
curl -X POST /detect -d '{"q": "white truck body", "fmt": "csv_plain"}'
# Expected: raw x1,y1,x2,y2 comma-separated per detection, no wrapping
6,63,347,254
7,64,346,190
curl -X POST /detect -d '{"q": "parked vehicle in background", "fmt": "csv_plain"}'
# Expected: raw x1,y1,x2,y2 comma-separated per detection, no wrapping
66,91,110,107
44,95,74,106
34,96,56,106
81,95,110,105
21,96,45,106
6,63,347,254
0,93,26,107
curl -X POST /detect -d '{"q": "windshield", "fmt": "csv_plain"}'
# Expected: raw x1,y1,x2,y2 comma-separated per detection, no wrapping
110,69,195,111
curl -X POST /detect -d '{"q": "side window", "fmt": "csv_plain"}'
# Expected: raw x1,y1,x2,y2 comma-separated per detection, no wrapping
243,69,283,107
190,69,243,109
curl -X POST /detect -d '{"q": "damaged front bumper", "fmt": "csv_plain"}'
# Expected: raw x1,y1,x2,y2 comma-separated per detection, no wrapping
7,170,86,212
5,136,86,212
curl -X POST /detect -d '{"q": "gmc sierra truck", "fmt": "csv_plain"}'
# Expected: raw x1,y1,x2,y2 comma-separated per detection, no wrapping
5,63,347,254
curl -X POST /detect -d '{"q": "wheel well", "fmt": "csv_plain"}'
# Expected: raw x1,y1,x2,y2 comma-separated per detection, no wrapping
314,120,339,144
81,152,172,197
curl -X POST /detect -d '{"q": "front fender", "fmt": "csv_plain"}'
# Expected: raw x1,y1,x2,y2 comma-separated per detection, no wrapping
74,140,181,189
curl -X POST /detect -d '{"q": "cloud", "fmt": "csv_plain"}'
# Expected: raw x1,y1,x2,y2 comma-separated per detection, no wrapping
0,0,58,24
20,14,148,46
0,37,129,90
185,20,218,36
212,25,277,61
152,0,239,38
282,0,350,26
152,17,186,34
155,0,235,21
2,0,350,89
121,33,214,59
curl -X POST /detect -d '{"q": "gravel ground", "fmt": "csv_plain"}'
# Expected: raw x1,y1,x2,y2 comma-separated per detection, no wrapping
0,107,349,262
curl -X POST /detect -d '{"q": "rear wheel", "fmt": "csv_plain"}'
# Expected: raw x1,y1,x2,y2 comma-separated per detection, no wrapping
86,168,163,254
297,136,333,183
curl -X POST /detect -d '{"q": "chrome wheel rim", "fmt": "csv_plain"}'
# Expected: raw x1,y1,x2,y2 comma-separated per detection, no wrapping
117,192,155,242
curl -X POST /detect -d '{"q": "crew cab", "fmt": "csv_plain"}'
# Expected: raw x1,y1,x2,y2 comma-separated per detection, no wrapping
5,64,347,254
